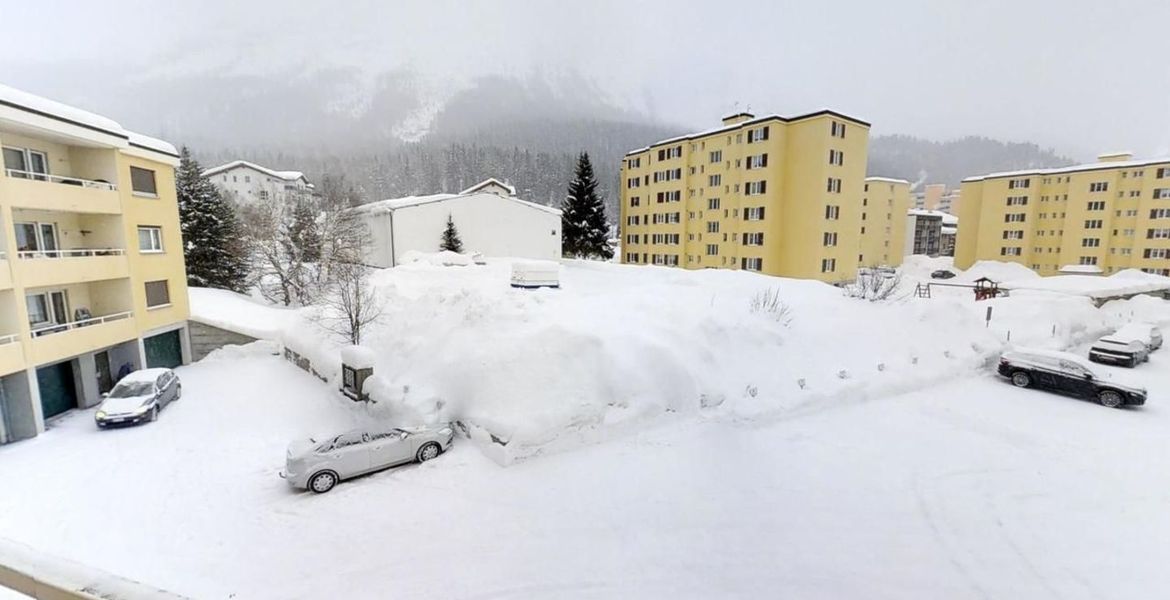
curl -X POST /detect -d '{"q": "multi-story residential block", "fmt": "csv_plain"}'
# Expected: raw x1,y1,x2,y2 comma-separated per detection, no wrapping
203,160,313,206
905,210,944,256
860,177,911,267
956,152,1170,276
619,110,870,282
0,84,190,444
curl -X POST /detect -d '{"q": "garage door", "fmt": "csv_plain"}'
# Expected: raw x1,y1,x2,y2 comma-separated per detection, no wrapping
37,361,77,419
144,330,182,369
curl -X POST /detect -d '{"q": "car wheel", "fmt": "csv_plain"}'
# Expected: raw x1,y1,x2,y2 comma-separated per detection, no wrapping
1011,372,1031,388
417,442,441,463
149,406,159,422
309,471,338,493
1098,390,1124,409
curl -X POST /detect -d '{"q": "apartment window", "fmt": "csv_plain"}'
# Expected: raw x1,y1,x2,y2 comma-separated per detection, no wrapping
1151,208,1170,219
745,181,767,195
708,174,721,187
1086,201,1105,211
1147,228,1170,239
1004,213,1027,223
824,205,840,220
820,258,837,273
747,126,770,143
741,257,763,271
138,226,163,253
828,149,844,166
1144,248,1170,259
1006,196,1028,206
706,244,719,256
707,221,720,233
826,178,842,193
1000,247,1023,256
743,232,764,246
709,150,722,163
130,166,158,196
14,222,59,255
708,198,721,210
1089,182,1108,193
1081,238,1101,248
830,121,846,138
630,196,641,207
627,178,640,189
145,280,171,308
1153,189,1170,199
1008,178,1031,189
1156,167,1170,179
1079,256,1098,266
627,157,641,169
746,154,769,169
26,290,68,328
656,146,682,161
1002,230,1024,240
822,232,838,247
744,207,766,220
2,146,49,179
1084,219,1103,229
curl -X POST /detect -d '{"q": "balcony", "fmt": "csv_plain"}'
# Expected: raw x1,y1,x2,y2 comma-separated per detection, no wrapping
2,171,122,214
0,334,24,376
28,311,135,365
14,249,129,288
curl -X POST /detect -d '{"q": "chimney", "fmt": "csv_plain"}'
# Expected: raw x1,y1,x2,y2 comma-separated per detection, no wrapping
721,112,754,126
1097,151,1134,163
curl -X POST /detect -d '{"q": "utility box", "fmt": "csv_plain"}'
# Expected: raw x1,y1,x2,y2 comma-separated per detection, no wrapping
511,260,560,289
340,345,376,402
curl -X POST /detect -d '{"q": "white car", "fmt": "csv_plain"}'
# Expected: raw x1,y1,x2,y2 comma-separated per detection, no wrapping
281,424,455,493
1114,322,1163,352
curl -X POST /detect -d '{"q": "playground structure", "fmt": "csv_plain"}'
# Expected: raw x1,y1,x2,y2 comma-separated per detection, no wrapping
914,277,1004,301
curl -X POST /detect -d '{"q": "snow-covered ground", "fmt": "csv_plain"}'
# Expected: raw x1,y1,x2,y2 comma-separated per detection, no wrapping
2,258,1169,598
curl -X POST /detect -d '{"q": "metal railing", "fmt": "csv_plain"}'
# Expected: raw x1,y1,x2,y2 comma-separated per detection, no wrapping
3,169,117,191
0,334,18,346
16,248,125,259
30,310,132,338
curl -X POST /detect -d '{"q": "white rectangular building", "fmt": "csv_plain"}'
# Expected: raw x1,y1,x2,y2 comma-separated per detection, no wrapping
202,160,313,205
355,179,562,267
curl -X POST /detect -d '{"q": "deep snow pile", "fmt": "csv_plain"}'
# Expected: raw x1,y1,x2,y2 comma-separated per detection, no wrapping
188,287,299,339
204,257,1164,462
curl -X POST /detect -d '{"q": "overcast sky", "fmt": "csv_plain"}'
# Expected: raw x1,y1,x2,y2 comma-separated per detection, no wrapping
3,0,1169,159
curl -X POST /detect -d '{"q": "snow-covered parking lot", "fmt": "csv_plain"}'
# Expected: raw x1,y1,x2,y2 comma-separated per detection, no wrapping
1,338,1169,599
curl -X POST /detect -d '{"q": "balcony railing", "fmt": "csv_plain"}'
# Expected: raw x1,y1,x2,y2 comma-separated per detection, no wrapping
16,249,125,259
0,334,18,346
30,310,132,338
4,169,117,191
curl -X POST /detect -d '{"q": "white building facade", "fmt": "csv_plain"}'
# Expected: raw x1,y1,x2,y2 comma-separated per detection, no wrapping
202,160,313,205
355,179,562,267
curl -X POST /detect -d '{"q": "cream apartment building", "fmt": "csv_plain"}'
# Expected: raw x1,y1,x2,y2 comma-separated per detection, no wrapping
860,177,911,267
0,84,191,443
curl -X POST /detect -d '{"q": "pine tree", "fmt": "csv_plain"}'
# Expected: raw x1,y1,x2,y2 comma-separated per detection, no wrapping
286,197,322,263
439,213,463,253
561,152,613,259
176,147,250,291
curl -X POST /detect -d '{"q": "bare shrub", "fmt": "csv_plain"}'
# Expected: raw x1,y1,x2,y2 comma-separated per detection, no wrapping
845,267,903,302
750,288,793,325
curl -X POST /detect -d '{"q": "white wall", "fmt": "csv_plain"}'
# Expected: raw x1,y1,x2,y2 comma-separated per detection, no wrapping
362,193,561,267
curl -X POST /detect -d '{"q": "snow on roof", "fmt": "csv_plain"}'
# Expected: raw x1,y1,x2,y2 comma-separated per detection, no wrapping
626,109,871,156
355,189,562,216
1059,264,1104,275
1000,271,1170,299
340,346,377,370
460,178,516,196
202,160,308,182
940,226,958,235
865,176,910,185
0,83,178,159
188,287,298,340
963,156,1170,182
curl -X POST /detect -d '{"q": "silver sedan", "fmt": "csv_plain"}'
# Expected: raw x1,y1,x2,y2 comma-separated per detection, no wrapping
281,424,455,493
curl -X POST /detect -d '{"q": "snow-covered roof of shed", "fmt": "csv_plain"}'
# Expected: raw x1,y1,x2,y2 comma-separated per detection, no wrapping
202,160,308,182
0,83,179,159
355,190,562,216
962,156,1170,182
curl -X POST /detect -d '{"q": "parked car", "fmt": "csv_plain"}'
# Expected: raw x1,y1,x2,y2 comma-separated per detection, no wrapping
997,349,1146,408
1113,322,1163,352
930,269,957,279
94,368,182,427
281,424,455,493
1089,333,1150,368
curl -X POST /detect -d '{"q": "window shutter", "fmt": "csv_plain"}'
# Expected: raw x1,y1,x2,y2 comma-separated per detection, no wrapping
759,207,766,219
761,154,768,167
762,126,769,140
760,181,766,194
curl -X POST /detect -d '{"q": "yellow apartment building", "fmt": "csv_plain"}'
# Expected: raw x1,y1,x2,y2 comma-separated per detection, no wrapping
619,110,870,283
0,84,191,443
860,177,911,267
956,152,1170,276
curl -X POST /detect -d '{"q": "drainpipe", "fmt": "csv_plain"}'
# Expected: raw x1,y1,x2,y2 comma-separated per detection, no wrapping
388,208,397,267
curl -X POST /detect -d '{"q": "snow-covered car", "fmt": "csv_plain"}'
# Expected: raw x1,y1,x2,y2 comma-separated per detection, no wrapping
1113,322,1163,352
997,349,1146,408
1088,333,1150,368
930,269,956,279
281,424,455,493
94,368,182,427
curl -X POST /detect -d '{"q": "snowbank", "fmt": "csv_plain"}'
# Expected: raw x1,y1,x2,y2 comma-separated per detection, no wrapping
400,250,475,266
340,345,377,370
954,260,1039,283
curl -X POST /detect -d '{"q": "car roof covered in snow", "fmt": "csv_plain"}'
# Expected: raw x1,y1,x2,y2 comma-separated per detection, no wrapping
1002,348,1089,367
118,368,172,384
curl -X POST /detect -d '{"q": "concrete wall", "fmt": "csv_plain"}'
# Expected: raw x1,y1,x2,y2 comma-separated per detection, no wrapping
189,320,257,362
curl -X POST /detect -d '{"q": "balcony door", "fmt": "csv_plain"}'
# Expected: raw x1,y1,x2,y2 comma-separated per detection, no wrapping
27,290,70,333
15,222,59,257
2,147,48,181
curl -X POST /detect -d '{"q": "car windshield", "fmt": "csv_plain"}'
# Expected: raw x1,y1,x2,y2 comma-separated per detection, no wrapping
108,381,155,398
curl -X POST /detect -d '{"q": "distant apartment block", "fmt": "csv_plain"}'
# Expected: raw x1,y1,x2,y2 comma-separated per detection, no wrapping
860,177,911,267
619,110,870,282
956,152,1170,276
203,160,313,205
905,210,957,257
0,84,190,444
